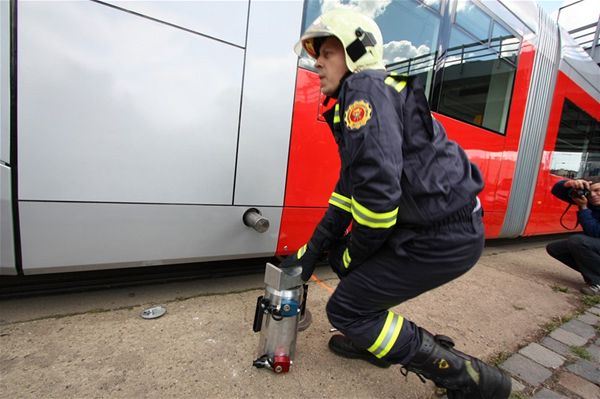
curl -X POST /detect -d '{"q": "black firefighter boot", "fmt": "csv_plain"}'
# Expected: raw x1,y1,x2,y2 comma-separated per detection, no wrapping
403,328,511,399
328,334,392,368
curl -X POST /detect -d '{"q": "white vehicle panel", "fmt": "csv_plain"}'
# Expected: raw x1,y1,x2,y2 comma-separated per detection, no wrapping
1,0,9,164
497,0,539,34
559,29,600,103
482,0,535,38
105,0,249,47
18,0,244,204
1,164,15,275
19,202,282,273
234,0,303,206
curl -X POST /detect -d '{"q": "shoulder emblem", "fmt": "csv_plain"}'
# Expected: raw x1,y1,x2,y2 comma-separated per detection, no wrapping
344,100,372,130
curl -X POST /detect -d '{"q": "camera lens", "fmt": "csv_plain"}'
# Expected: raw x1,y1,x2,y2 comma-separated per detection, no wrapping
570,188,590,198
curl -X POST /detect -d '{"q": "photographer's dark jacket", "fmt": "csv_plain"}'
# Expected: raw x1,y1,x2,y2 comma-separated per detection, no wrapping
552,180,600,238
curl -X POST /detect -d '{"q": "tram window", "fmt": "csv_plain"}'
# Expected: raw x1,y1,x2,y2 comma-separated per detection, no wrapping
550,100,600,178
434,18,518,134
380,0,441,98
455,0,491,43
492,22,520,57
298,0,441,99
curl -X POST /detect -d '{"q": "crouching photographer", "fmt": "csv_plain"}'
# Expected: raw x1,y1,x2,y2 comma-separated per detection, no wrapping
546,177,600,295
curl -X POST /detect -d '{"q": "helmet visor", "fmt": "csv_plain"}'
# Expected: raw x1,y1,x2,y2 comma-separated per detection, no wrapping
293,20,337,58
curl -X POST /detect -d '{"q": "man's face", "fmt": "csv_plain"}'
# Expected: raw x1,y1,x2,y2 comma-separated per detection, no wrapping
589,182,600,206
314,37,349,97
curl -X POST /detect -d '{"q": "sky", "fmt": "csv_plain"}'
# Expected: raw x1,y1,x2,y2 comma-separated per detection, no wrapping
537,0,600,31
537,0,564,15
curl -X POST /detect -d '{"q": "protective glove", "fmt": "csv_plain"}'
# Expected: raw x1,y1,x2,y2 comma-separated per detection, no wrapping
328,235,353,279
280,242,320,282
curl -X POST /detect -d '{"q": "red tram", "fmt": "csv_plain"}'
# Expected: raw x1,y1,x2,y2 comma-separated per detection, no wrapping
278,0,600,254
0,0,598,275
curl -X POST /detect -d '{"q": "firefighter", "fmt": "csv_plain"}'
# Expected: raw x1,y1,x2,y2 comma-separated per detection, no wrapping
281,8,511,399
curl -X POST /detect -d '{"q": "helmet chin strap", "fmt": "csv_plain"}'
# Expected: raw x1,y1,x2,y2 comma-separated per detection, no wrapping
346,28,377,62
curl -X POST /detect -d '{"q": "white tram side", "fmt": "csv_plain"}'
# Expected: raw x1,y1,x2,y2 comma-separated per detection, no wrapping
1,0,303,275
0,0,598,276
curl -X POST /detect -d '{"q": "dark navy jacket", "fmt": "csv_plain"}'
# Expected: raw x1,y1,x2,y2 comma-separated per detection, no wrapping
312,70,483,267
552,180,600,238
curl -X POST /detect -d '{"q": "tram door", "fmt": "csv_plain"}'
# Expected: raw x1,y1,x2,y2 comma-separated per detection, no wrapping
5,0,302,274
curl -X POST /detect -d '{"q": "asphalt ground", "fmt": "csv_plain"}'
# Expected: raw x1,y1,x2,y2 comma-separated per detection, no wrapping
0,237,598,398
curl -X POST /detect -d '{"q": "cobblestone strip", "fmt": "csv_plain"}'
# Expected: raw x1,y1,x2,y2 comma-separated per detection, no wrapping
499,304,600,398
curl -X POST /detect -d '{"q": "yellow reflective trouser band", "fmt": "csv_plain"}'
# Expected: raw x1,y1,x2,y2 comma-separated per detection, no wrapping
384,76,407,93
465,361,480,383
297,244,307,259
333,104,340,124
367,311,404,359
328,192,351,213
351,198,398,228
342,248,351,268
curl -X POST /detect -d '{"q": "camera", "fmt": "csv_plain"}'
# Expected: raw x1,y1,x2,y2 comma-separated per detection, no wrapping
569,188,590,198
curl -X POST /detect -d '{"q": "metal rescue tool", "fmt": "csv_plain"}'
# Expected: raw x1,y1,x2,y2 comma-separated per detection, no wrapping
252,262,308,373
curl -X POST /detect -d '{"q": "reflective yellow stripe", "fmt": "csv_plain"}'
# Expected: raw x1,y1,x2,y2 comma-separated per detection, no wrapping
379,318,403,358
384,75,407,93
333,104,340,124
367,312,393,354
342,248,351,268
385,77,406,93
465,361,480,383
351,198,398,228
367,311,404,359
297,244,307,258
328,192,351,213
394,80,407,92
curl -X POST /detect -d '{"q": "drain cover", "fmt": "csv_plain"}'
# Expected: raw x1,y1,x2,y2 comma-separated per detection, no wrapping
141,306,167,319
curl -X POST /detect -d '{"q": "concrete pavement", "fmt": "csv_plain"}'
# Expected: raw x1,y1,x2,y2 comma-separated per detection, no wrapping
0,238,599,398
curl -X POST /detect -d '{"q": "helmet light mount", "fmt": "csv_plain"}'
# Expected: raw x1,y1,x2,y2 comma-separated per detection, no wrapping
346,28,377,62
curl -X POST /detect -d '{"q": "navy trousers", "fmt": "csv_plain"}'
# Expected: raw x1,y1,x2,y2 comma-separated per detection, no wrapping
326,206,484,365
546,234,600,286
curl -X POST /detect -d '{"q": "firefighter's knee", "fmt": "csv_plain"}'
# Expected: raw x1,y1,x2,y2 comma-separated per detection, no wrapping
326,294,353,332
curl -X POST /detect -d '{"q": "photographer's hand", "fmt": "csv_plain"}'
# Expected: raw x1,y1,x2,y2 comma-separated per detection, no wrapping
565,179,591,209
573,194,588,209
565,179,591,191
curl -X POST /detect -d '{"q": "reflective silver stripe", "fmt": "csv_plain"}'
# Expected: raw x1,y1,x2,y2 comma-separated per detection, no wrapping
352,206,397,225
351,200,398,229
329,192,351,213
367,311,404,359
473,196,481,213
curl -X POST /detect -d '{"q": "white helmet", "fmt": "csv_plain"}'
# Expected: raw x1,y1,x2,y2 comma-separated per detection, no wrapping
294,8,385,72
